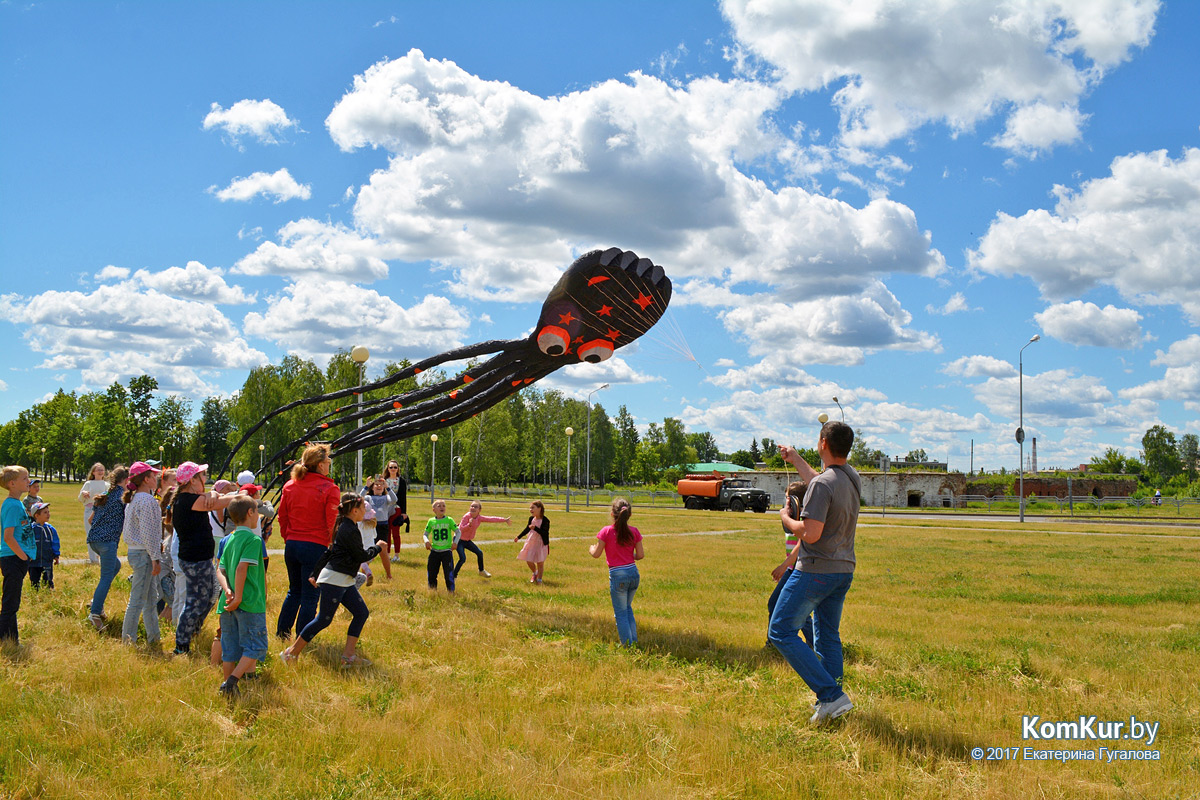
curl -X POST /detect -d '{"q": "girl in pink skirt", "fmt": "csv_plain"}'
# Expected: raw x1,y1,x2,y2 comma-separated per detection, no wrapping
514,500,550,584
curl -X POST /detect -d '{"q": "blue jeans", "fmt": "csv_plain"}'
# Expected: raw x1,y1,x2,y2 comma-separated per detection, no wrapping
768,570,853,703
89,539,122,616
277,540,327,637
609,564,639,645
453,540,485,575
298,583,370,643
121,549,160,644
767,568,815,647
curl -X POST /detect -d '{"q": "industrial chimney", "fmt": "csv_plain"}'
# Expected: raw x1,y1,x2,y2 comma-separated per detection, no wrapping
1031,437,1037,473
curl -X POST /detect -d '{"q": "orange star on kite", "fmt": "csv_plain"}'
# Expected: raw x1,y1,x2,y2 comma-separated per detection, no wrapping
558,312,578,325
606,328,621,340
596,304,613,317
634,293,653,310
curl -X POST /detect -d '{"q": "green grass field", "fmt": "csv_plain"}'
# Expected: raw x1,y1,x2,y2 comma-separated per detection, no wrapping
2,482,1198,799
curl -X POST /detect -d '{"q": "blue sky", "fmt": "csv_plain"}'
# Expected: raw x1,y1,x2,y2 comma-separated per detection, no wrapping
3,0,1198,471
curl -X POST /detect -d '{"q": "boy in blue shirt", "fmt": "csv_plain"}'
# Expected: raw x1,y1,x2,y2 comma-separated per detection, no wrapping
1,465,35,645
215,495,268,698
27,501,59,589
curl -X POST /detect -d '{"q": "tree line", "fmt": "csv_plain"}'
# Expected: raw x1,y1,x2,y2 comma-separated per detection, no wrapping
0,351,738,489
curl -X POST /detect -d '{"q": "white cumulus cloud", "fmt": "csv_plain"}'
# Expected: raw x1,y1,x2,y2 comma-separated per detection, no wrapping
129,261,255,305
322,48,944,325
720,0,1159,155
0,285,267,395
926,292,972,315
233,219,391,282
969,147,1200,321
942,355,1016,378
1035,300,1145,348
241,278,470,363
210,168,311,203
203,99,298,146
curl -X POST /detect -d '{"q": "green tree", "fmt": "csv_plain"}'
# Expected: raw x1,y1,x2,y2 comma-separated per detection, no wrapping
127,374,159,457
662,417,688,472
749,438,761,461
727,449,755,469
849,430,884,469
1142,425,1181,485
614,405,639,484
686,431,720,463
197,397,234,470
905,448,927,462
1179,433,1199,482
1090,447,1141,475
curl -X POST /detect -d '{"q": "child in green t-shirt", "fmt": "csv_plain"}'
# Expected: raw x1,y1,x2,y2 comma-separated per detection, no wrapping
423,499,460,595
215,496,268,698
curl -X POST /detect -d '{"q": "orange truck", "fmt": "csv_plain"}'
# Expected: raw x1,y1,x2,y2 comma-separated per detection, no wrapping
677,472,771,513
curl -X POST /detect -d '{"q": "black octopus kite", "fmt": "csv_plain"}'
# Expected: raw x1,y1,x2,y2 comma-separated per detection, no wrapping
219,247,671,492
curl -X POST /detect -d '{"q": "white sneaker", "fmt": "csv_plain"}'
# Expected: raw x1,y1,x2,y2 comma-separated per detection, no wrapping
279,649,297,666
88,613,104,631
479,569,491,578
809,693,853,725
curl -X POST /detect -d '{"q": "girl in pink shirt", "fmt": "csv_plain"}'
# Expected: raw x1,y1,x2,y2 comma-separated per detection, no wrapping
455,500,509,579
589,498,644,645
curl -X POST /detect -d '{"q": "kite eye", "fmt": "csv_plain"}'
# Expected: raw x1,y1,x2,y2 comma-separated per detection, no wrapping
577,339,614,364
537,325,570,356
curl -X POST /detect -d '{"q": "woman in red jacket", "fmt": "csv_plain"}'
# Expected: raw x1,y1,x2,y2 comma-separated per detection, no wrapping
275,443,340,640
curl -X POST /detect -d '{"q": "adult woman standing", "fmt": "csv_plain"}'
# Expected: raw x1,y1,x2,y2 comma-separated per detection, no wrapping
86,465,129,630
171,461,237,656
78,462,107,564
383,459,409,561
276,444,340,640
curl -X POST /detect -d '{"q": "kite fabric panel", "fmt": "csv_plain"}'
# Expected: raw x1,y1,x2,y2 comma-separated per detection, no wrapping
218,247,672,493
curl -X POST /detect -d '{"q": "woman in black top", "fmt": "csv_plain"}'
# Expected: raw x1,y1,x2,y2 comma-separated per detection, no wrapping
171,461,238,656
280,493,387,667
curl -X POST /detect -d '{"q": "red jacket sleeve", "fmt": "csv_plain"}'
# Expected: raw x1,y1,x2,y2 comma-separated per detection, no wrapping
324,482,339,537
277,483,291,540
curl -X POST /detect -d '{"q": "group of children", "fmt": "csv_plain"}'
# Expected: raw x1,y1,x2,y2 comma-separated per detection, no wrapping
2,460,650,698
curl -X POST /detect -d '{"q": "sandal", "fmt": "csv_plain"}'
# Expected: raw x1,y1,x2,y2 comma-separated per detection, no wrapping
341,654,372,668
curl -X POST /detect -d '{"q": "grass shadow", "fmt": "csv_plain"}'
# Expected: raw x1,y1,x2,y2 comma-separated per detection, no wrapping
851,709,982,764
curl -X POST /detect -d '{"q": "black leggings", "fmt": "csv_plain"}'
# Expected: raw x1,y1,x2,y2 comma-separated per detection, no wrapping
453,540,485,575
298,582,370,643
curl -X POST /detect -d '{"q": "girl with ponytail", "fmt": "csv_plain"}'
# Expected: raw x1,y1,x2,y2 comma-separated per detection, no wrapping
280,492,386,667
588,497,645,646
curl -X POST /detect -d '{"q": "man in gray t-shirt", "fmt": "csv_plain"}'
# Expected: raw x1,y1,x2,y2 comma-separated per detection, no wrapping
769,421,860,724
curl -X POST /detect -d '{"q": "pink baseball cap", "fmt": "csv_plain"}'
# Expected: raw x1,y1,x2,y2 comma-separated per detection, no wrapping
176,461,208,485
127,461,162,488
213,479,237,494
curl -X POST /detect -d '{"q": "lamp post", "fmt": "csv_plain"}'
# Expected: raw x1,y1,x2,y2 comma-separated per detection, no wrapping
832,396,844,422
448,428,455,496
259,443,265,472
158,444,164,467
40,447,46,481
565,427,574,512
1018,334,1041,523
351,345,370,489
585,383,609,506
429,434,438,501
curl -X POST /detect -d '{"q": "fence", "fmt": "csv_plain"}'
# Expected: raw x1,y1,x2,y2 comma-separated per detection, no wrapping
937,494,1200,516
420,484,683,508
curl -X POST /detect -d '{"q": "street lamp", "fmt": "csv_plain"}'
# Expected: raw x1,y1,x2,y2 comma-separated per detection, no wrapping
40,447,46,481
258,443,265,472
351,345,370,489
1018,334,1041,523
158,445,164,470
832,396,844,422
585,383,609,506
448,428,456,496
429,434,438,501
565,427,574,512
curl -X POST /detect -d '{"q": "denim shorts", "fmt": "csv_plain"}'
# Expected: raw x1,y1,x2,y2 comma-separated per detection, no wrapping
219,610,268,662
